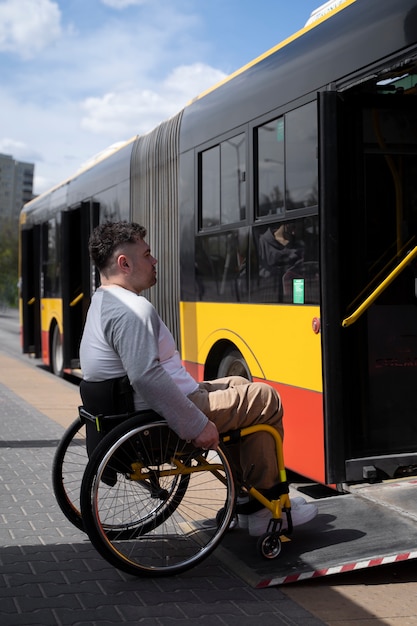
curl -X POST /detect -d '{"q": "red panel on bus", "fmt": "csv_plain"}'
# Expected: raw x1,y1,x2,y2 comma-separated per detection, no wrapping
256,378,325,485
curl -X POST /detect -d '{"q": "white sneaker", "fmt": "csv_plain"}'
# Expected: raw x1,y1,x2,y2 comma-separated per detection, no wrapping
287,499,318,529
248,498,318,537
290,496,308,507
238,496,308,531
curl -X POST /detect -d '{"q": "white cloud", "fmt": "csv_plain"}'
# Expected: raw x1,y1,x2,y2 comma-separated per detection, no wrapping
164,63,226,95
0,2,226,195
81,63,226,137
0,138,42,163
0,87,96,190
0,0,62,59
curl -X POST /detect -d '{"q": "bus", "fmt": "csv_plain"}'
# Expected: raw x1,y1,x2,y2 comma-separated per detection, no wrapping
20,0,417,489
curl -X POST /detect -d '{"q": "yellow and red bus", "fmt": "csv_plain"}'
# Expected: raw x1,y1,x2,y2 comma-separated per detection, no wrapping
20,0,417,488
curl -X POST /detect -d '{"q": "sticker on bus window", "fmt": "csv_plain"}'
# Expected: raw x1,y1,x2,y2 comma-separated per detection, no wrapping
276,119,284,142
293,279,305,304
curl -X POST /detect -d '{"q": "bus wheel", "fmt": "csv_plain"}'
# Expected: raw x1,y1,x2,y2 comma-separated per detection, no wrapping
51,324,64,377
217,348,251,380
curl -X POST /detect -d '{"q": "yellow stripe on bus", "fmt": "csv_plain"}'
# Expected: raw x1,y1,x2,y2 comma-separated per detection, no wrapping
40,298,63,333
180,301,322,392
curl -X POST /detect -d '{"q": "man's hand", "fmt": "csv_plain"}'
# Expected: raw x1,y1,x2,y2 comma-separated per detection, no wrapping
192,420,219,450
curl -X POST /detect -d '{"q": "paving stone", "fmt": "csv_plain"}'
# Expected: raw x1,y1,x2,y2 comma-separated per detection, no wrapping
0,375,325,626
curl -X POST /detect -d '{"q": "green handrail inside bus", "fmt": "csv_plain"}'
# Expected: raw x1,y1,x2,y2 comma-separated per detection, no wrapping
70,293,83,307
342,245,417,328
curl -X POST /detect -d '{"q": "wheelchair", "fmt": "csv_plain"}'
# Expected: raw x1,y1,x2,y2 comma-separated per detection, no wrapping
52,378,292,577
52,413,87,532
52,376,136,533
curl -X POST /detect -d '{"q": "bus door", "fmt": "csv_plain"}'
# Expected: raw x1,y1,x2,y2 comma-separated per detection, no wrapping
21,224,41,357
61,202,99,371
319,90,417,486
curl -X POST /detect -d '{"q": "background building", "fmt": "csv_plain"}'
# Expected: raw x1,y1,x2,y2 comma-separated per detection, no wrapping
0,153,34,219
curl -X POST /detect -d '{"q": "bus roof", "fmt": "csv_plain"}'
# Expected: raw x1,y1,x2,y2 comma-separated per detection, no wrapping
23,136,137,212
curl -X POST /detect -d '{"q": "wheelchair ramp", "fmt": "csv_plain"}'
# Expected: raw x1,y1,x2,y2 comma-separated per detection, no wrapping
215,478,417,587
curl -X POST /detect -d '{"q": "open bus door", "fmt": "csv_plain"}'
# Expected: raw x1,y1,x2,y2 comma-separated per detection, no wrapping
61,202,99,372
218,90,417,587
320,89,417,487
20,224,42,357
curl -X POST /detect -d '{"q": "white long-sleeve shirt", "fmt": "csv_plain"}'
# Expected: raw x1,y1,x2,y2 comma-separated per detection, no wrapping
79,286,207,441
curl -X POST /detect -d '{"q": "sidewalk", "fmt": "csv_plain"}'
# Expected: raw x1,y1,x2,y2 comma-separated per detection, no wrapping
0,352,325,626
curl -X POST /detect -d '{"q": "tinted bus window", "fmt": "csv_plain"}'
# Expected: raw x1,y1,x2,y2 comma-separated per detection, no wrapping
285,102,318,210
201,146,220,228
256,118,285,217
251,215,319,303
221,134,246,224
96,186,127,223
42,217,61,298
195,228,249,301
200,133,246,229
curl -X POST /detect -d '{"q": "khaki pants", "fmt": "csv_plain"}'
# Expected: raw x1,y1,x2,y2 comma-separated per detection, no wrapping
188,376,283,490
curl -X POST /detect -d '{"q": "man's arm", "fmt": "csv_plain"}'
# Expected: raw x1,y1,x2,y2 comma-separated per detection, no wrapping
103,292,214,443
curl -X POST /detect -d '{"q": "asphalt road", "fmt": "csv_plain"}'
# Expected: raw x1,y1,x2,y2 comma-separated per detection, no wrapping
0,307,22,360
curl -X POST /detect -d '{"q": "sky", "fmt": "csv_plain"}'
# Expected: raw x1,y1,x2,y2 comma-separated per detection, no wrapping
0,0,324,196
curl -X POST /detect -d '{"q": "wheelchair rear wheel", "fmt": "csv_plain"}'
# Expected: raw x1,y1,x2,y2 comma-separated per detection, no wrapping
52,413,168,538
80,415,236,576
52,416,87,531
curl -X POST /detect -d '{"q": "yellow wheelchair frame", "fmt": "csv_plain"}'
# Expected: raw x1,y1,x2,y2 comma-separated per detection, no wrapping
53,406,292,575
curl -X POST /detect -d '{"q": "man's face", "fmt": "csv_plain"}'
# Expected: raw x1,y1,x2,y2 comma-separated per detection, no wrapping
124,237,157,294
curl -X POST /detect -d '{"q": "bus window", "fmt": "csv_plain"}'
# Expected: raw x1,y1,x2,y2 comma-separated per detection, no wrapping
255,103,317,216
195,228,249,302
95,187,126,223
42,217,61,298
221,134,246,224
200,146,220,228
251,215,319,304
199,133,246,229
285,102,318,210
256,117,285,217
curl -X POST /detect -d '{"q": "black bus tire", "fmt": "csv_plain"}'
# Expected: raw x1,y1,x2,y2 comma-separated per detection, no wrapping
217,348,251,380
51,323,64,377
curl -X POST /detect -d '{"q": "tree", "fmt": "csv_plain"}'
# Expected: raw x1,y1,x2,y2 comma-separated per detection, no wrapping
0,217,19,308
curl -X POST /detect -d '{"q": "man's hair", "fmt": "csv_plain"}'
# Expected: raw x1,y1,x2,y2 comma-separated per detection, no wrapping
88,221,147,271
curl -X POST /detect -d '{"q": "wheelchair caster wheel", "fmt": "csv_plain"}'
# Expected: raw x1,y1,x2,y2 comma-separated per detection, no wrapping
257,532,282,559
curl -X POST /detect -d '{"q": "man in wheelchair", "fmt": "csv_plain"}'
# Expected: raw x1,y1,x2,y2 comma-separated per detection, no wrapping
79,221,317,537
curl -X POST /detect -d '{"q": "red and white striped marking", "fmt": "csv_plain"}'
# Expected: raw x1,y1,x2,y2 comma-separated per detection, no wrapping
256,551,417,587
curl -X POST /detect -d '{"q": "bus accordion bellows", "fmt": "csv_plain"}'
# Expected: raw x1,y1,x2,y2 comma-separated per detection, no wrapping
20,0,417,488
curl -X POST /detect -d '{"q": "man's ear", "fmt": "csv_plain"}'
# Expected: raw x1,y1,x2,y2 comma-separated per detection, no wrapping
117,254,130,273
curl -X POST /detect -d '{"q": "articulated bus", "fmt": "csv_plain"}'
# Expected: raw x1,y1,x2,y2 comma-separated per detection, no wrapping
20,0,417,488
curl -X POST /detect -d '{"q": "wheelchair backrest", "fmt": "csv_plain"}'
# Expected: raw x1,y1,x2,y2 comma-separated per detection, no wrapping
80,375,135,416
79,375,135,458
